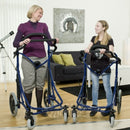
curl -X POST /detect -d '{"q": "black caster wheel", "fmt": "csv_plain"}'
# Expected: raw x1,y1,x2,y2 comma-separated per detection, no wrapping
27,115,35,130
79,97,87,109
43,89,54,107
9,92,18,117
81,97,87,105
117,89,122,114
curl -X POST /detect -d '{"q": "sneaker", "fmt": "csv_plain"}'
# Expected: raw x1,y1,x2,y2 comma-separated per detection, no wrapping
25,111,31,120
40,111,48,117
101,108,110,116
37,107,48,117
90,110,97,116
90,105,97,116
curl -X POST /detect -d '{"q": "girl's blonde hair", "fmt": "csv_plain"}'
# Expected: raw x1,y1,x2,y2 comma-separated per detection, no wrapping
27,5,43,19
94,20,111,45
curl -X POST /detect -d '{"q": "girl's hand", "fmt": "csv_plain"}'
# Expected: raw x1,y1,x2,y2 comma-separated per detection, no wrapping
84,48,90,54
19,38,31,46
100,49,106,54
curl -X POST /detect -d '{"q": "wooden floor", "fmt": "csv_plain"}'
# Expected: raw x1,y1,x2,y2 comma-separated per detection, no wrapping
0,82,130,128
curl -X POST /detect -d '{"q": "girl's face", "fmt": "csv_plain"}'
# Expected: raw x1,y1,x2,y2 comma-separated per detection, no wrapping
32,9,43,22
95,22,105,34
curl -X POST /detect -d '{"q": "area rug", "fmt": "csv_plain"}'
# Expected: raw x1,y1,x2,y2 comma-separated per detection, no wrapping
60,84,130,100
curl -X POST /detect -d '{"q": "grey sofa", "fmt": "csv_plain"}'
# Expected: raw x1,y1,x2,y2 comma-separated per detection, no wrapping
50,51,90,83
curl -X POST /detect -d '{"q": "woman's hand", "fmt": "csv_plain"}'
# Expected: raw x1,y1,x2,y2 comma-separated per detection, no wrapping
52,38,59,44
19,38,31,46
55,38,59,43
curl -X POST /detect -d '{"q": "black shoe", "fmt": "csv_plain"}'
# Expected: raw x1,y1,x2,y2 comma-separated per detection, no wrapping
25,111,31,120
90,110,97,116
37,107,48,117
90,105,97,116
101,108,110,116
40,111,48,117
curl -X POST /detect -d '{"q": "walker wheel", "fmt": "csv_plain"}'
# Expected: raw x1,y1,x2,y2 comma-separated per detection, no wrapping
82,97,87,105
109,114,115,128
27,116,35,130
72,112,77,123
71,105,77,123
117,89,122,114
80,97,87,108
109,113,115,128
63,111,68,123
9,92,18,117
43,89,54,107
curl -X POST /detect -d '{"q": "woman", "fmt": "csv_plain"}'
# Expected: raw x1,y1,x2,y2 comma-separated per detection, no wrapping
13,5,58,119
85,20,114,117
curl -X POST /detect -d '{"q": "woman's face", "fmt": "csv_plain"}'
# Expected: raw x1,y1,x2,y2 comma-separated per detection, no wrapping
32,9,43,21
95,22,104,34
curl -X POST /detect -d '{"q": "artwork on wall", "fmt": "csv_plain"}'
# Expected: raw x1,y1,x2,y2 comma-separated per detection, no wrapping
53,8,85,43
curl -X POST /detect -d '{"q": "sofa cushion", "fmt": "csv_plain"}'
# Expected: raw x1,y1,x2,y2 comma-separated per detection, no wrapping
52,54,64,65
63,65,84,74
60,53,76,66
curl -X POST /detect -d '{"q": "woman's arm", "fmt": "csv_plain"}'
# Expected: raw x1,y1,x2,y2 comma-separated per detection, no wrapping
13,31,30,47
13,23,31,48
13,31,23,48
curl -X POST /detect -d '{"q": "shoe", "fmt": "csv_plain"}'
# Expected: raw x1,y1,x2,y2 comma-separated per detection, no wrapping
25,111,31,120
90,105,97,116
38,110,48,117
90,110,97,116
40,111,48,117
37,107,48,117
101,108,110,116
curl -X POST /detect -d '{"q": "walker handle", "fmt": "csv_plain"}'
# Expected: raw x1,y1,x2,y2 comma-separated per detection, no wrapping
79,50,85,61
90,45,108,51
23,33,56,44
90,45,121,64
14,33,57,56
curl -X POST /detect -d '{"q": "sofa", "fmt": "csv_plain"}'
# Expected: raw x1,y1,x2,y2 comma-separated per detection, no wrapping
50,51,91,83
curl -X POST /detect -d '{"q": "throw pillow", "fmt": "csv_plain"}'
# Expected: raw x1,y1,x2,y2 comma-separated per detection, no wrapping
52,54,64,65
60,53,76,66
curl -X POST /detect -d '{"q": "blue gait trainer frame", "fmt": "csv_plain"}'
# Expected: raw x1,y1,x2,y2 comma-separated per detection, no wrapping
71,45,122,128
9,33,69,129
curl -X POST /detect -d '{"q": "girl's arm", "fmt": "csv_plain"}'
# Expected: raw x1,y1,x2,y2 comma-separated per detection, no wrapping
105,45,114,58
84,42,93,53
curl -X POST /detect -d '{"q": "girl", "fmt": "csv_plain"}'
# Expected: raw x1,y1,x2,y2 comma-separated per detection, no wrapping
85,20,114,116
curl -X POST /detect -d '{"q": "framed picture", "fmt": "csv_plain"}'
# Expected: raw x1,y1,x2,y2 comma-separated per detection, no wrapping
53,8,85,43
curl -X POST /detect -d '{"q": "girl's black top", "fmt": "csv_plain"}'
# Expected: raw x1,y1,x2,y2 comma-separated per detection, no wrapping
90,36,114,73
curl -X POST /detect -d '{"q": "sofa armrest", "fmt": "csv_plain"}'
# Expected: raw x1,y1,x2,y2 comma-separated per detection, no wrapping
50,62,64,81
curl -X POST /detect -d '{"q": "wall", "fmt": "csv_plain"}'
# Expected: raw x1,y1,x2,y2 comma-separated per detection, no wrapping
0,0,130,82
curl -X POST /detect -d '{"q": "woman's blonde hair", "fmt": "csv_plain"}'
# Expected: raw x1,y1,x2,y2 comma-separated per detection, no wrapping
94,20,111,45
27,5,43,19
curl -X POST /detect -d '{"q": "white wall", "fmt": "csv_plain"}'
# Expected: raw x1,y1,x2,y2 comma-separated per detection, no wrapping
0,0,130,82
